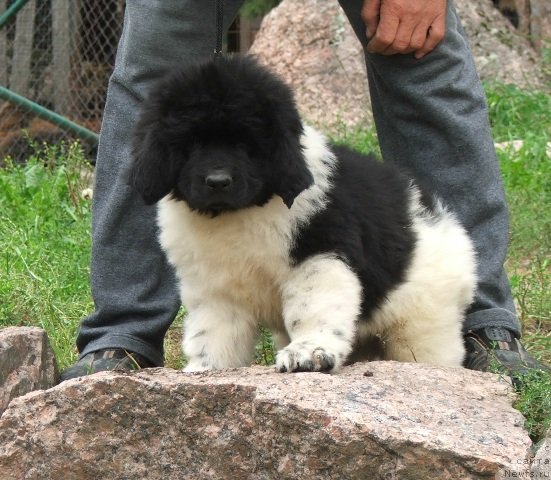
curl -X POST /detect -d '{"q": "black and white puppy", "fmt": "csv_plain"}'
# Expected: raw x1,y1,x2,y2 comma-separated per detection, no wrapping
129,55,476,373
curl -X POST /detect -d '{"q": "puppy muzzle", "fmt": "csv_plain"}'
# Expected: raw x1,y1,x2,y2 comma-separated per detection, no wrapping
205,169,233,190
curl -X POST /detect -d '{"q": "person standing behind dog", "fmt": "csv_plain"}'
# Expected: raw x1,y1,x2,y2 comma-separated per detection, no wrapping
60,0,549,380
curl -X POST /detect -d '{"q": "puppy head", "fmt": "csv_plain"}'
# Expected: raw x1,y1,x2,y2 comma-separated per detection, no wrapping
129,55,313,213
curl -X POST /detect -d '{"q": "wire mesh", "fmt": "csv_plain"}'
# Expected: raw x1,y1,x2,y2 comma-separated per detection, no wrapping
0,0,124,163
0,1,265,164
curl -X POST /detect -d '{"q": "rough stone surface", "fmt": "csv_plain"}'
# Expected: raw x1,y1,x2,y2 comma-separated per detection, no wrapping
250,0,545,134
530,427,551,476
0,362,531,479
250,0,371,135
0,327,58,415
457,0,545,88
504,0,551,51
532,0,551,50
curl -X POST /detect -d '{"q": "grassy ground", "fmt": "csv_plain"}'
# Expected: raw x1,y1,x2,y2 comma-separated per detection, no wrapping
485,84,551,367
484,84,551,442
0,83,549,440
0,142,94,367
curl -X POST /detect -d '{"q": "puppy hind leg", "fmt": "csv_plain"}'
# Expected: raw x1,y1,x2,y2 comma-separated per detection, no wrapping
378,210,476,367
276,255,362,373
380,305,466,367
182,302,258,372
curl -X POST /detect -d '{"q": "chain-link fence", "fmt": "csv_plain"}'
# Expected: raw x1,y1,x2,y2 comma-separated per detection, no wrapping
0,1,264,164
0,0,123,163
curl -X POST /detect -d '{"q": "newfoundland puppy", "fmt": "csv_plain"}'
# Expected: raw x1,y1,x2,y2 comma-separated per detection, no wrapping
129,55,476,373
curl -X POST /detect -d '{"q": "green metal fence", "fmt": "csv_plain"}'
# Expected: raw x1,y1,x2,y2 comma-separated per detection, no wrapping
1,0,124,162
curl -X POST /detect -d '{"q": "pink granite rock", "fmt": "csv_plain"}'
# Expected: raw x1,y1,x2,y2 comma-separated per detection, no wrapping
0,362,531,479
529,427,551,477
250,0,545,135
250,0,372,135
0,326,58,414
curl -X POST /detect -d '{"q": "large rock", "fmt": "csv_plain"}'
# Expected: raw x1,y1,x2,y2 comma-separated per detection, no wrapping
250,0,371,134
495,0,551,52
457,0,545,88
0,327,58,414
530,0,551,51
0,362,531,479
250,0,545,134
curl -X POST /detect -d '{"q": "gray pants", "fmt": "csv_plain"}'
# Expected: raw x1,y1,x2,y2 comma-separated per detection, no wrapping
77,0,520,366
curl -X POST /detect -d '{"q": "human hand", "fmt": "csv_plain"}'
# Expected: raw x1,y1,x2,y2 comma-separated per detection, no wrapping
362,0,447,59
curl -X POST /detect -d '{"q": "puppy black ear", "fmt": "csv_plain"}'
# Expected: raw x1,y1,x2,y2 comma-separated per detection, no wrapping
128,129,177,205
273,132,314,209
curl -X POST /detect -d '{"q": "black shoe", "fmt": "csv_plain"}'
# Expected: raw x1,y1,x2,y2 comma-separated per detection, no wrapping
59,349,155,382
464,326,550,379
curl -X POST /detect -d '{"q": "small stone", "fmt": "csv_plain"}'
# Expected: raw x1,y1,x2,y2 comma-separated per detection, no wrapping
0,327,58,414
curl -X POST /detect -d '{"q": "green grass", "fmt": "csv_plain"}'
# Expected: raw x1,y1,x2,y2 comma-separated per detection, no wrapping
332,124,382,157
485,83,551,141
485,83,551,368
0,142,94,368
512,369,551,442
0,82,549,441
484,83,551,442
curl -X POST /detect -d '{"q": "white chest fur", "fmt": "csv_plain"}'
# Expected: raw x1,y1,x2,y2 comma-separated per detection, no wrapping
157,195,294,326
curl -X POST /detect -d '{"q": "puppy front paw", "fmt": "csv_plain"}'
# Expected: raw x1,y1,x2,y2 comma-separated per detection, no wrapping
275,343,337,373
182,360,210,373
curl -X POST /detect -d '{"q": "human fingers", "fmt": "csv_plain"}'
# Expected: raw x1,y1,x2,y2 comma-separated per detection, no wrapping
366,12,399,54
380,18,419,55
409,21,432,52
382,20,431,55
414,14,446,58
361,0,382,40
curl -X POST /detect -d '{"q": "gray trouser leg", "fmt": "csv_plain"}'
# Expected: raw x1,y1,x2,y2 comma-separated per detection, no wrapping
77,0,244,365
338,0,520,335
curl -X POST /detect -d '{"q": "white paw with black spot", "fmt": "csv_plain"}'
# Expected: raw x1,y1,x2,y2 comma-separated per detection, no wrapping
275,343,336,372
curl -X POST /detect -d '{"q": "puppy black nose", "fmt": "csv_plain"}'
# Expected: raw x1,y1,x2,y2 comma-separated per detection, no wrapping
205,171,232,190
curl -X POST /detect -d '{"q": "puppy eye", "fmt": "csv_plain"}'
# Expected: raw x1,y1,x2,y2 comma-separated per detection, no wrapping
235,142,259,157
